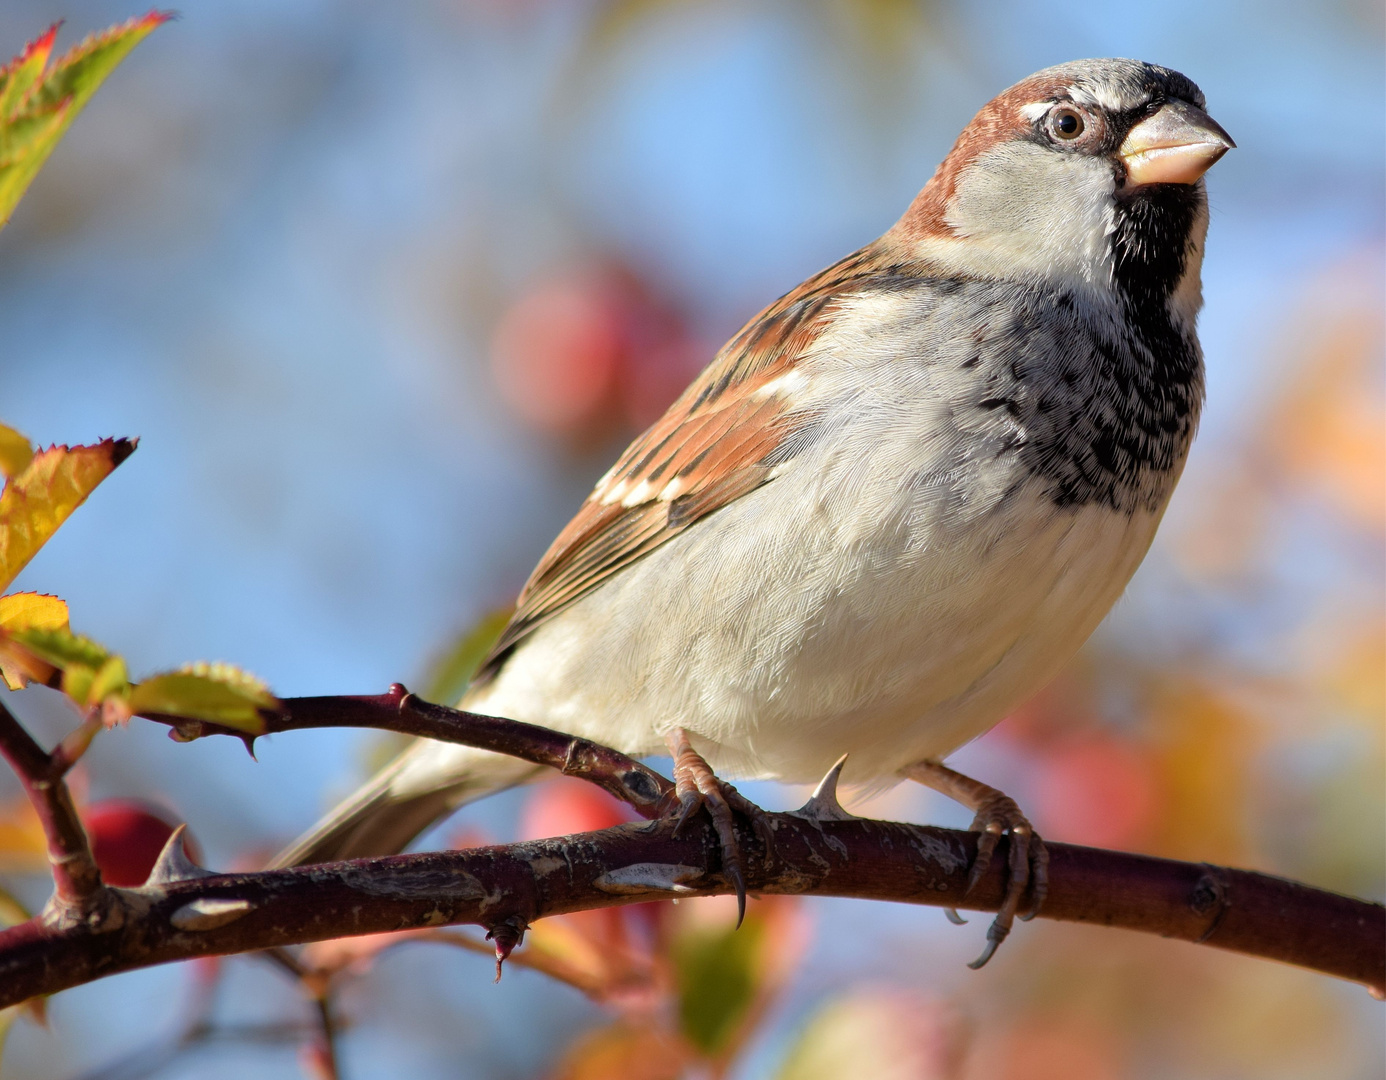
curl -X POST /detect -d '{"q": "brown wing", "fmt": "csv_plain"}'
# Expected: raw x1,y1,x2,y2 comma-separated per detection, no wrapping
475,242,902,681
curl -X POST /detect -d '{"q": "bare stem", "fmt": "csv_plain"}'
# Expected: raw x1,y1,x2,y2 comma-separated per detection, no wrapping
307,994,341,1080
0,700,105,922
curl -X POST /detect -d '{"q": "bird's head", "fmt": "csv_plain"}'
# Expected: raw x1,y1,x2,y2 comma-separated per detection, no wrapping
892,59,1234,326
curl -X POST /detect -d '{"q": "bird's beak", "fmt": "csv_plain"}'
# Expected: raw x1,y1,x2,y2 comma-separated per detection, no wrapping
1119,100,1235,187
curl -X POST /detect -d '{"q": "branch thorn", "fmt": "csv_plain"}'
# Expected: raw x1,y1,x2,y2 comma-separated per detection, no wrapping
793,754,856,822
144,824,214,886
485,916,527,982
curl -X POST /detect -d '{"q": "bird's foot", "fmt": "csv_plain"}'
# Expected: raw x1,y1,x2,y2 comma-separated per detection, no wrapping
666,728,774,926
959,787,1049,968
903,761,1049,969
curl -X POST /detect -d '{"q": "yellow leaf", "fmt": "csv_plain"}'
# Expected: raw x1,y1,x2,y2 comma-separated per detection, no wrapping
1146,680,1255,864
0,881,30,927
0,425,33,479
550,1023,692,1080
129,663,278,734
0,794,46,873
0,592,67,688
518,916,639,1000
0,636,54,691
0,592,67,631
0,989,47,1074
1262,277,1385,533
0,437,136,591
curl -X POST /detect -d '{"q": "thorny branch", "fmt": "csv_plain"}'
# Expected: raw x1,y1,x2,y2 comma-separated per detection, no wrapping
0,685,1380,1018
164,685,676,819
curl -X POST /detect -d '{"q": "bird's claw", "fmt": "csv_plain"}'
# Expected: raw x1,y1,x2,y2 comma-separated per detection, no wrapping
961,792,1048,968
904,760,1049,968
667,729,773,927
968,919,1008,971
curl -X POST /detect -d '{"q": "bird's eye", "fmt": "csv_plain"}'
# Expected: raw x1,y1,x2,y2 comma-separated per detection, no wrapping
1049,107,1085,140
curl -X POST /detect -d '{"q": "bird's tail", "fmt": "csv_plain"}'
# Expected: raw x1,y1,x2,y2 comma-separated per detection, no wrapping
267,739,544,869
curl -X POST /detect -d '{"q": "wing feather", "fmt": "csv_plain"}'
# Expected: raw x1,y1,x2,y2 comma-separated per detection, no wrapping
475,243,904,680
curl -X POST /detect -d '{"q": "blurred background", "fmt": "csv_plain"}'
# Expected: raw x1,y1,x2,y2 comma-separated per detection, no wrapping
0,1,1381,1077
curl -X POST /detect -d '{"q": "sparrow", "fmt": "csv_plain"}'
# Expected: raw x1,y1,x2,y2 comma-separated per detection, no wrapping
275,58,1232,964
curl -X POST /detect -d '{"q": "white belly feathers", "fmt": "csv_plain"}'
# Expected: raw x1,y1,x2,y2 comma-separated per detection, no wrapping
464,288,1181,787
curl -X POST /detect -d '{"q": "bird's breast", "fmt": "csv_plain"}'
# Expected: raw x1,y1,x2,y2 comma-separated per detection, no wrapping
469,281,1197,785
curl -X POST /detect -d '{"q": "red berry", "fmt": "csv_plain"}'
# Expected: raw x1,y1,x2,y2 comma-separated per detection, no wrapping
491,277,624,440
490,262,700,447
83,800,194,887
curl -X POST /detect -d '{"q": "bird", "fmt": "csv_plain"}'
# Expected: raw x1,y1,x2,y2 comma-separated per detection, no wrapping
274,58,1232,965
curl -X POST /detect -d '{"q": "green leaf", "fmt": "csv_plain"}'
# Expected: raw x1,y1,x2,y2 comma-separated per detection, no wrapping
0,14,170,226
27,14,170,115
61,663,95,706
0,424,34,479
129,662,278,734
673,916,766,1056
0,24,56,121
0,625,122,709
86,653,130,704
0,617,277,734
0,101,67,166
7,625,110,671
0,436,137,591
422,606,513,705
2,625,123,710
